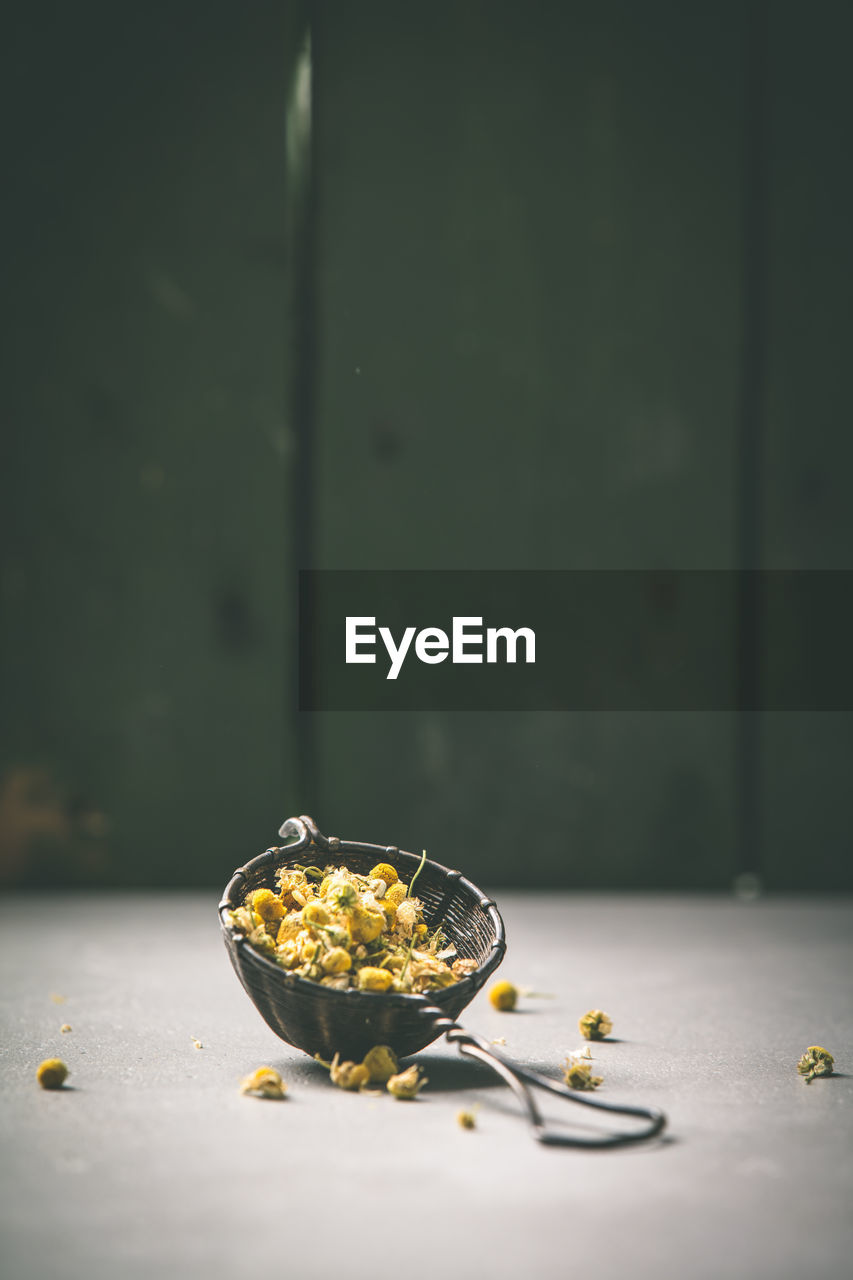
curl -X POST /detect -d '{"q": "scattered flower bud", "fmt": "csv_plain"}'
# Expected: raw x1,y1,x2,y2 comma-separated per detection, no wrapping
489,981,518,1011
387,1065,428,1099
190,1037,203,1049
60,1025,72,1034
37,1059,69,1089
240,1066,287,1099
457,1110,477,1129
564,1059,603,1091
797,1045,835,1084
328,1053,370,1090
361,1045,399,1084
579,1009,613,1040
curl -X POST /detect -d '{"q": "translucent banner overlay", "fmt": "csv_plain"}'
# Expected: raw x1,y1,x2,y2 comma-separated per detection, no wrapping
298,571,853,712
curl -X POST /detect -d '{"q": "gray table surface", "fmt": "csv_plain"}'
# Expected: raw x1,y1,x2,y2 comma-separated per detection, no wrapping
1,891,851,1280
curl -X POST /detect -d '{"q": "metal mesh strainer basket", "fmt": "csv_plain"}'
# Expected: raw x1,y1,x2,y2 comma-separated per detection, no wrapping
220,815,666,1148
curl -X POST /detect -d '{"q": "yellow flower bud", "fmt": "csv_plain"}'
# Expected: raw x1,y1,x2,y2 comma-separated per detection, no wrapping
351,905,386,943
240,1066,287,1099
384,882,408,908
357,967,394,992
276,940,299,969
797,1045,835,1083
369,862,399,886
564,1059,603,1091
297,931,321,963
387,1064,427,1099
249,888,285,922
321,946,352,974
328,1053,370,1090
578,1009,613,1040
489,980,518,1011
276,912,303,944
36,1058,68,1090
361,1045,399,1083
303,901,331,927
326,879,358,911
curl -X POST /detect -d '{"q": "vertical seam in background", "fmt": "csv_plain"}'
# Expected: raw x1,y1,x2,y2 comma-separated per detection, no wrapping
735,0,769,884
288,4,318,810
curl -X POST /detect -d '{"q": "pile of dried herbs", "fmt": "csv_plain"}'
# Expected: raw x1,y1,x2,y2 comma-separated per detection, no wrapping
228,855,478,995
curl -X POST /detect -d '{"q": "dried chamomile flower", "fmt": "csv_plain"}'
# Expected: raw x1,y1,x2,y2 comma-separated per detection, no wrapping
36,1058,69,1089
452,958,478,979
489,981,518,1011
60,1024,72,1034
384,882,408,909
387,1064,428,1099
190,1036,203,1049
276,915,303,946
247,924,276,955
362,1045,399,1084
564,1059,603,1091
797,1045,835,1084
326,878,358,911
351,904,386,943
297,931,322,964
357,966,394,992
579,1009,613,1040
302,900,331,927
325,1053,370,1090
321,946,352,974
229,906,254,935
457,1110,477,1129
236,854,458,996
394,898,419,937
317,922,351,949
250,888,285,922
369,862,399,886
277,939,300,969
240,1066,287,1099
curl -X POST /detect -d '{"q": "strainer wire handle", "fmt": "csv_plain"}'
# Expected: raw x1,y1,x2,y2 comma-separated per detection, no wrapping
420,1005,666,1149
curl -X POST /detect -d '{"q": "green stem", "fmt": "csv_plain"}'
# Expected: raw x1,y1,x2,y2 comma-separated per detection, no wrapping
398,933,418,987
407,849,427,899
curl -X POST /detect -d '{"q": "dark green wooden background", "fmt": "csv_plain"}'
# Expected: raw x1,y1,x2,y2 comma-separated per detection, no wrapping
1,1,850,890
